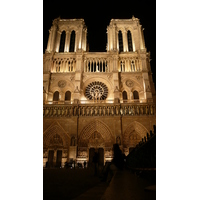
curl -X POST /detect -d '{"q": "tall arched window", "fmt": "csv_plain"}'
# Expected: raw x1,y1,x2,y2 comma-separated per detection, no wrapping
133,90,139,99
122,91,127,101
59,31,66,52
69,31,75,52
65,91,71,101
118,31,123,53
127,30,133,52
53,91,59,101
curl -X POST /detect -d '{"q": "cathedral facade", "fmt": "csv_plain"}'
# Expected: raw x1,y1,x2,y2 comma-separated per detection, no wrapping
43,17,156,167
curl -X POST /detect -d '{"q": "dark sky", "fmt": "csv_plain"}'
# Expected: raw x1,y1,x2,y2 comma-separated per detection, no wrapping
43,1,156,87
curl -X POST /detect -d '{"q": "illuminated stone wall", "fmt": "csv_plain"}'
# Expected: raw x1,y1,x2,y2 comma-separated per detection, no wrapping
43,17,156,167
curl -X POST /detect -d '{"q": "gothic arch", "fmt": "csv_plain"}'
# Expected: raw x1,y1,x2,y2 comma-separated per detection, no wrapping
43,122,70,149
123,121,149,148
79,120,115,147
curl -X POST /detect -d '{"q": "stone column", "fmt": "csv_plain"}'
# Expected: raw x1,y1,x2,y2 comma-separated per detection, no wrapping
79,26,83,50
75,30,78,52
54,30,62,52
113,24,117,51
107,27,110,51
50,24,57,52
139,25,145,50
122,29,128,52
131,31,136,52
46,28,52,52
65,30,70,52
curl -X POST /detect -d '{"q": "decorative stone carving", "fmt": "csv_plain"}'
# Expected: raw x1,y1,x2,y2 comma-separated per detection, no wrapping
50,134,63,146
58,80,66,88
126,79,134,87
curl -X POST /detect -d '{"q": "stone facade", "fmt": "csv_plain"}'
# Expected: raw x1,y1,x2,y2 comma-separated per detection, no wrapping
43,16,156,167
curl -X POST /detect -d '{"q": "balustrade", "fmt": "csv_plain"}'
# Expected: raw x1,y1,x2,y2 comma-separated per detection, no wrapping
84,57,109,72
43,104,155,117
119,57,141,72
51,58,76,73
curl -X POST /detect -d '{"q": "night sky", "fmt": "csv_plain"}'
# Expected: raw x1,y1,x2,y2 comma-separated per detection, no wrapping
43,1,156,87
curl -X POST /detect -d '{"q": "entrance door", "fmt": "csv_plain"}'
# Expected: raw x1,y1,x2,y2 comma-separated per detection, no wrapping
56,150,62,168
89,148,95,167
98,148,104,166
48,150,54,167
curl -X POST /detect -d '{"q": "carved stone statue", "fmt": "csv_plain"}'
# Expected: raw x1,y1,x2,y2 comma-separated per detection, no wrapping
150,105,154,115
107,106,110,115
115,106,119,115
53,107,57,116
82,107,85,116
103,107,106,115
128,106,131,115
90,107,94,116
94,107,98,115
140,106,144,115
111,106,114,115
124,106,127,115
99,107,102,115
136,106,140,115
73,107,77,116
86,107,90,116
132,106,135,115
145,106,149,115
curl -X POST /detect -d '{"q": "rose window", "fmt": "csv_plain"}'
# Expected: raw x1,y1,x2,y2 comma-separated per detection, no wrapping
85,81,108,100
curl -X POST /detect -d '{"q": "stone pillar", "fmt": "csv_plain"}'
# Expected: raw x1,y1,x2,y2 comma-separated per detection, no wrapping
75,30,78,52
78,26,83,50
55,30,62,52
107,27,110,51
113,24,117,51
64,31,70,52
123,29,128,52
131,31,136,52
46,28,52,52
139,25,145,50
50,24,57,52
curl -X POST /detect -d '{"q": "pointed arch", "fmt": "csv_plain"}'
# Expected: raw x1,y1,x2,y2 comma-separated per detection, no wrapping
59,31,66,52
118,30,123,53
123,121,149,148
127,30,133,52
43,122,70,148
79,120,115,147
122,90,127,101
65,91,71,101
133,90,139,99
53,91,59,101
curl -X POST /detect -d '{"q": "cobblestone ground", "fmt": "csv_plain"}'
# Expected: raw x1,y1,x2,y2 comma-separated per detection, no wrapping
43,168,102,200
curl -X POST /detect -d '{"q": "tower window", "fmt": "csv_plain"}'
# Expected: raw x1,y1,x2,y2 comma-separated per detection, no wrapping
118,31,123,53
65,91,71,101
122,91,127,100
53,91,59,101
127,30,133,52
133,90,139,99
59,31,66,52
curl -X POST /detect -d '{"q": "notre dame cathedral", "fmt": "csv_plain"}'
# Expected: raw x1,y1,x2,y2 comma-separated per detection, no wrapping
43,16,156,168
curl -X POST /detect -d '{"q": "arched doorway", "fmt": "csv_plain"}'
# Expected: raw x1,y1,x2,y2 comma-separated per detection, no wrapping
78,120,114,165
43,123,70,168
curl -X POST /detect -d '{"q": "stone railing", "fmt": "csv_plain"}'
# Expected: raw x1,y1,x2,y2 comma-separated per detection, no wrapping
83,53,110,72
51,54,76,73
43,103,155,117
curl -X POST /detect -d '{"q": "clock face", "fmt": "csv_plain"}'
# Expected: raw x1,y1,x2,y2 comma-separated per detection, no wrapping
85,81,108,100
